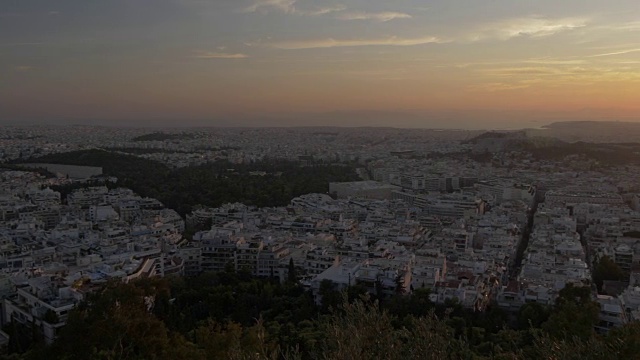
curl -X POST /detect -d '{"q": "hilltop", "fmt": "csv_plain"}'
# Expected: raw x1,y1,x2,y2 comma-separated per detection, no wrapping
527,121,640,143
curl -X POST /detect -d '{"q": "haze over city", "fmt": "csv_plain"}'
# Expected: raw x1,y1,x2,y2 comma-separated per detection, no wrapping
1,0,639,128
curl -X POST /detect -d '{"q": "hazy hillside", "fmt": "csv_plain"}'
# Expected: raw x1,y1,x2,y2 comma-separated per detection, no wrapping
527,121,640,143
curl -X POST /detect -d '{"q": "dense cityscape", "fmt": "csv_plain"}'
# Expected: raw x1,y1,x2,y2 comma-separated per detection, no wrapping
3,0,640,358
0,123,640,358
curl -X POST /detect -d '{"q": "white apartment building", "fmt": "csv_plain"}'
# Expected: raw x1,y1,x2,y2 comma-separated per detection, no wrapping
3,277,83,344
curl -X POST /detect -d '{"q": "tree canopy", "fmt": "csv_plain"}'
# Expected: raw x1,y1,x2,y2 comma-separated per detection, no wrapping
25,150,360,215
592,255,626,293
6,272,639,360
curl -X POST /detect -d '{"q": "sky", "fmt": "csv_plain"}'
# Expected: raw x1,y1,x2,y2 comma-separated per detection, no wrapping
1,0,639,128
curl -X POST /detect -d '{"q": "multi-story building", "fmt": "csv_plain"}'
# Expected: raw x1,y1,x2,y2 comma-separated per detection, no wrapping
595,295,627,333
66,187,108,207
257,242,290,278
235,238,263,275
3,277,83,344
305,248,339,276
194,228,239,273
179,246,202,276
614,244,634,272
545,191,624,206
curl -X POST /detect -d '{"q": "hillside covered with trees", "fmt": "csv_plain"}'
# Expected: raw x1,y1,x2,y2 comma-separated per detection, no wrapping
24,150,360,215
6,271,640,360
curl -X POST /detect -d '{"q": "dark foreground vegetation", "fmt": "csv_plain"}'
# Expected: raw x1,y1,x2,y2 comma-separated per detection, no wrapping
25,150,360,215
5,271,640,360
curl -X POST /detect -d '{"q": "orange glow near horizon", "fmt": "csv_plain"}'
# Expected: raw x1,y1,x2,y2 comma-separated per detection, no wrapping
1,1,639,126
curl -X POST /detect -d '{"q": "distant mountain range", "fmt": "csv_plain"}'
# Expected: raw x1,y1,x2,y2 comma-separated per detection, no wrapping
465,126,640,165
458,120,640,145
526,121,640,143
2,114,639,139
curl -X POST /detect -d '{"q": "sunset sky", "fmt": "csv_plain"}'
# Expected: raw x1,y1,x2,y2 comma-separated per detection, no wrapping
1,0,639,128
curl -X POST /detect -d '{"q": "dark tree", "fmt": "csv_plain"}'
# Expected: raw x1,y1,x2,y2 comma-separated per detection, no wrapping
287,258,297,283
592,256,625,293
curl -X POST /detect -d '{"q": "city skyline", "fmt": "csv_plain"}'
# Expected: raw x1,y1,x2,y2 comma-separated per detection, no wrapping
1,0,639,127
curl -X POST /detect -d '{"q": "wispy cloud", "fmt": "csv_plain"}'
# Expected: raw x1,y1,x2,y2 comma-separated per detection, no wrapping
241,0,344,16
468,82,532,92
192,51,249,59
242,0,296,14
597,21,640,32
241,0,415,23
614,21,640,31
588,48,640,58
48,11,61,16
480,66,567,76
449,58,587,69
522,59,587,65
336,11,412,22
302,4,346,16
472,63,640,87
268,36,445,50
469,16,588,41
